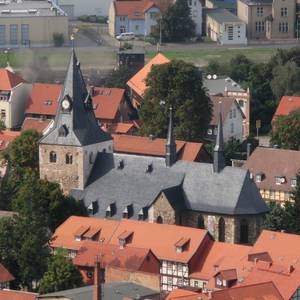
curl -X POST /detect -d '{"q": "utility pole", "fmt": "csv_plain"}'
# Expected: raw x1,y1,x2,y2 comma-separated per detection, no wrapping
159,16,162,46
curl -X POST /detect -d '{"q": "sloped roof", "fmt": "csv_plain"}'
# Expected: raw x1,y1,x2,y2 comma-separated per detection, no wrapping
0,263,14,283
22,118,51,133
0,290,37,300
51,216,209,264
0,69,25,91
127,53,170,97
207,8,243,23
272,96,300,121
40,49,111,146
110,122,135,134
0,130,21,151
243,147,300,193
166,289,204,300
73,241,157,271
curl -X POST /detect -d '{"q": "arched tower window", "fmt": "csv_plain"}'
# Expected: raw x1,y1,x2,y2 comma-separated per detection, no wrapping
49,151,57,163
218,217,225,242
156,216,163,224
66,153,73,164
197,214,205,229
240,219,249,244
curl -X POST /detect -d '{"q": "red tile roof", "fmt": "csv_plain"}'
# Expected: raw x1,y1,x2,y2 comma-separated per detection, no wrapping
273,96,300,121
0,130,21,151
0,290,37,300
243,147,300,193
0,69,25,90
212,282,284,300
25,84,125,122
110,122,135,134
166,289,205,300
112,134,206,162
73,240,156,271
51,216,210,264
22,118,51,133
127,53,170,97
0,263,14,283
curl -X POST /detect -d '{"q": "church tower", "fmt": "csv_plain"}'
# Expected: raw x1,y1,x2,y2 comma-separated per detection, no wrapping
39,48,112,193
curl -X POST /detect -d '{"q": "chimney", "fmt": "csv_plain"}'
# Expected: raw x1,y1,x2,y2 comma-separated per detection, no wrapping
165,106,177,167
93,256,102,300
246,143,251,159
213,109,225,173
89,85,95,96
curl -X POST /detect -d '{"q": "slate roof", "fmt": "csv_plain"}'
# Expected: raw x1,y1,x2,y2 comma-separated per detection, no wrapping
39,282,159,300
40,49,111,146
71,152,268,218
207,8,243,24
203,77,245,95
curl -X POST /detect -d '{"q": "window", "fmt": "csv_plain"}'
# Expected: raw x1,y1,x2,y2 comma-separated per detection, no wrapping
218,217,225,242
120,25,126,33
255,21,265,32
256,174,262,183
230,123,234,134
49,151,57,163
135,25,139,31
89,152,93,164
275,176,282,185
240,219,249,244
149,12,157,20
238,100,244,107
291,179,297,187
0,109,5,121
120,16,125,22
66,153,73,164
229,110,232,118
197,214,205,229
233,108,236,118
279,22,289,33
207,128,213,135
10,24,18,45
157,216,163,224
281,7,288,17
256,6,263,17
227,25,233,40
21,24,29,45
0,25,5,45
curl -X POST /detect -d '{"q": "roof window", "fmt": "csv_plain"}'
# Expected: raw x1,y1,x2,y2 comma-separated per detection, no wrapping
275,176,286,185
88,201,98,215
174,238,190,253
291,178,297,187
105,203,116,218
122,204,133,219
118,231,133,248
255,173,264,183
74,226,90,241
138,207,148,221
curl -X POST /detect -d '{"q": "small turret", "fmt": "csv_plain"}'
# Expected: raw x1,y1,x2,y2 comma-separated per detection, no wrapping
165,107,176,167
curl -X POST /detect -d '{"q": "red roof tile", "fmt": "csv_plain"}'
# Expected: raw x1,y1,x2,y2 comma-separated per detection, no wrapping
273,96,300,121
110,122,135,134
0,290,37,300
218,269,237,281
166,289,205,300
22,118,51,133
112,134,205,162
0,263,14,283
0,130,21,151
0,69,25,90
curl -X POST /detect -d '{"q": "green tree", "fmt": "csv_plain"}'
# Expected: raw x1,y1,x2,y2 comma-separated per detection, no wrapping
229,54,253,83
103,66,136,89
151,0,195,42
38,249,83,294
271,109,300,150
139,60,212,141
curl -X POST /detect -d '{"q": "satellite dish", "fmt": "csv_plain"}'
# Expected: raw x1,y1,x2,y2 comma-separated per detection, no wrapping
213,74,217,80
207,74,212,80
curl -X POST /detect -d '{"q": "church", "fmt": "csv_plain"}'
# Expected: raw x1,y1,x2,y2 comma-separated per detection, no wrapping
39,48,269,245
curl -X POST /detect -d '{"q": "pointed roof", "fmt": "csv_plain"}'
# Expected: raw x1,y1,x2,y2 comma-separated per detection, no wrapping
0,68,25,90
40,48,112,146
214,112,224,152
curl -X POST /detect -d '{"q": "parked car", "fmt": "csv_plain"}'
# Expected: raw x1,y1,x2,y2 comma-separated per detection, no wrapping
116,32,135,41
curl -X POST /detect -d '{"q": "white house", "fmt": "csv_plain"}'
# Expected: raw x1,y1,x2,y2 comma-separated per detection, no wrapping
207,95,245,142
206,8,247,45
109,0,161,37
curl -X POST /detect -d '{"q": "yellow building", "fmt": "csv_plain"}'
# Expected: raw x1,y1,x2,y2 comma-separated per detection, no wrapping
0,1,68,47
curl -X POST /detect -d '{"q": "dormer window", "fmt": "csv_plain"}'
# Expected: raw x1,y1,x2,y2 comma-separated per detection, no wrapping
138,207,148,221
58,124,68,137
105,203,116,218
291,178,297,187
122,204,133,219
118,231,133,248
146,163,153,173
88,201,98,215
255,173,263,183
275,176,286,185
74,226,90,241
174,238,190,253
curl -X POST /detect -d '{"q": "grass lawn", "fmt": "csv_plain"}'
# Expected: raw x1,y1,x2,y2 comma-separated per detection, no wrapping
146,47,278,66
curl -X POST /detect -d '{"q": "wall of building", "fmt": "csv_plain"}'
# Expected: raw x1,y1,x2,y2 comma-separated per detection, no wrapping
108,3,116,36
0,97,10,129
128,19,145,36
144,7,160,36
115,16,130,36
148,192,176,225
189,0,202,35
10,83,32,129
0,16,68,47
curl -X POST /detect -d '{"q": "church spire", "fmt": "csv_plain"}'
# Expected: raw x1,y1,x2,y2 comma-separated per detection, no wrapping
213,108,225,173
40,46,111,146
165,106,176,167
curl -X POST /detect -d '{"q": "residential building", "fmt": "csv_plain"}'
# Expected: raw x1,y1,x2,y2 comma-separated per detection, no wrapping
243,147,300,203
40,47,268,246
203,76,250,137
0,69,31,129
205,0,237,14
187,0,203,36
25,83,130,132
55,0,111,18
108,0,162,37
207,96,246,142
0,0,68,47
0,263,14,289
237,0,296,40
272,95,300,123
127,53,170,108
112,134,212,162
206,8,247,45
38,282,160,300
50,215,212,292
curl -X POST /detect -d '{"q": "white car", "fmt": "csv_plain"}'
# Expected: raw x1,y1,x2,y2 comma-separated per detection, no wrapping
116,32,135,41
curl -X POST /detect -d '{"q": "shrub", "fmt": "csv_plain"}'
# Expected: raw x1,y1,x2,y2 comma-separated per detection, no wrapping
53,33,64,47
